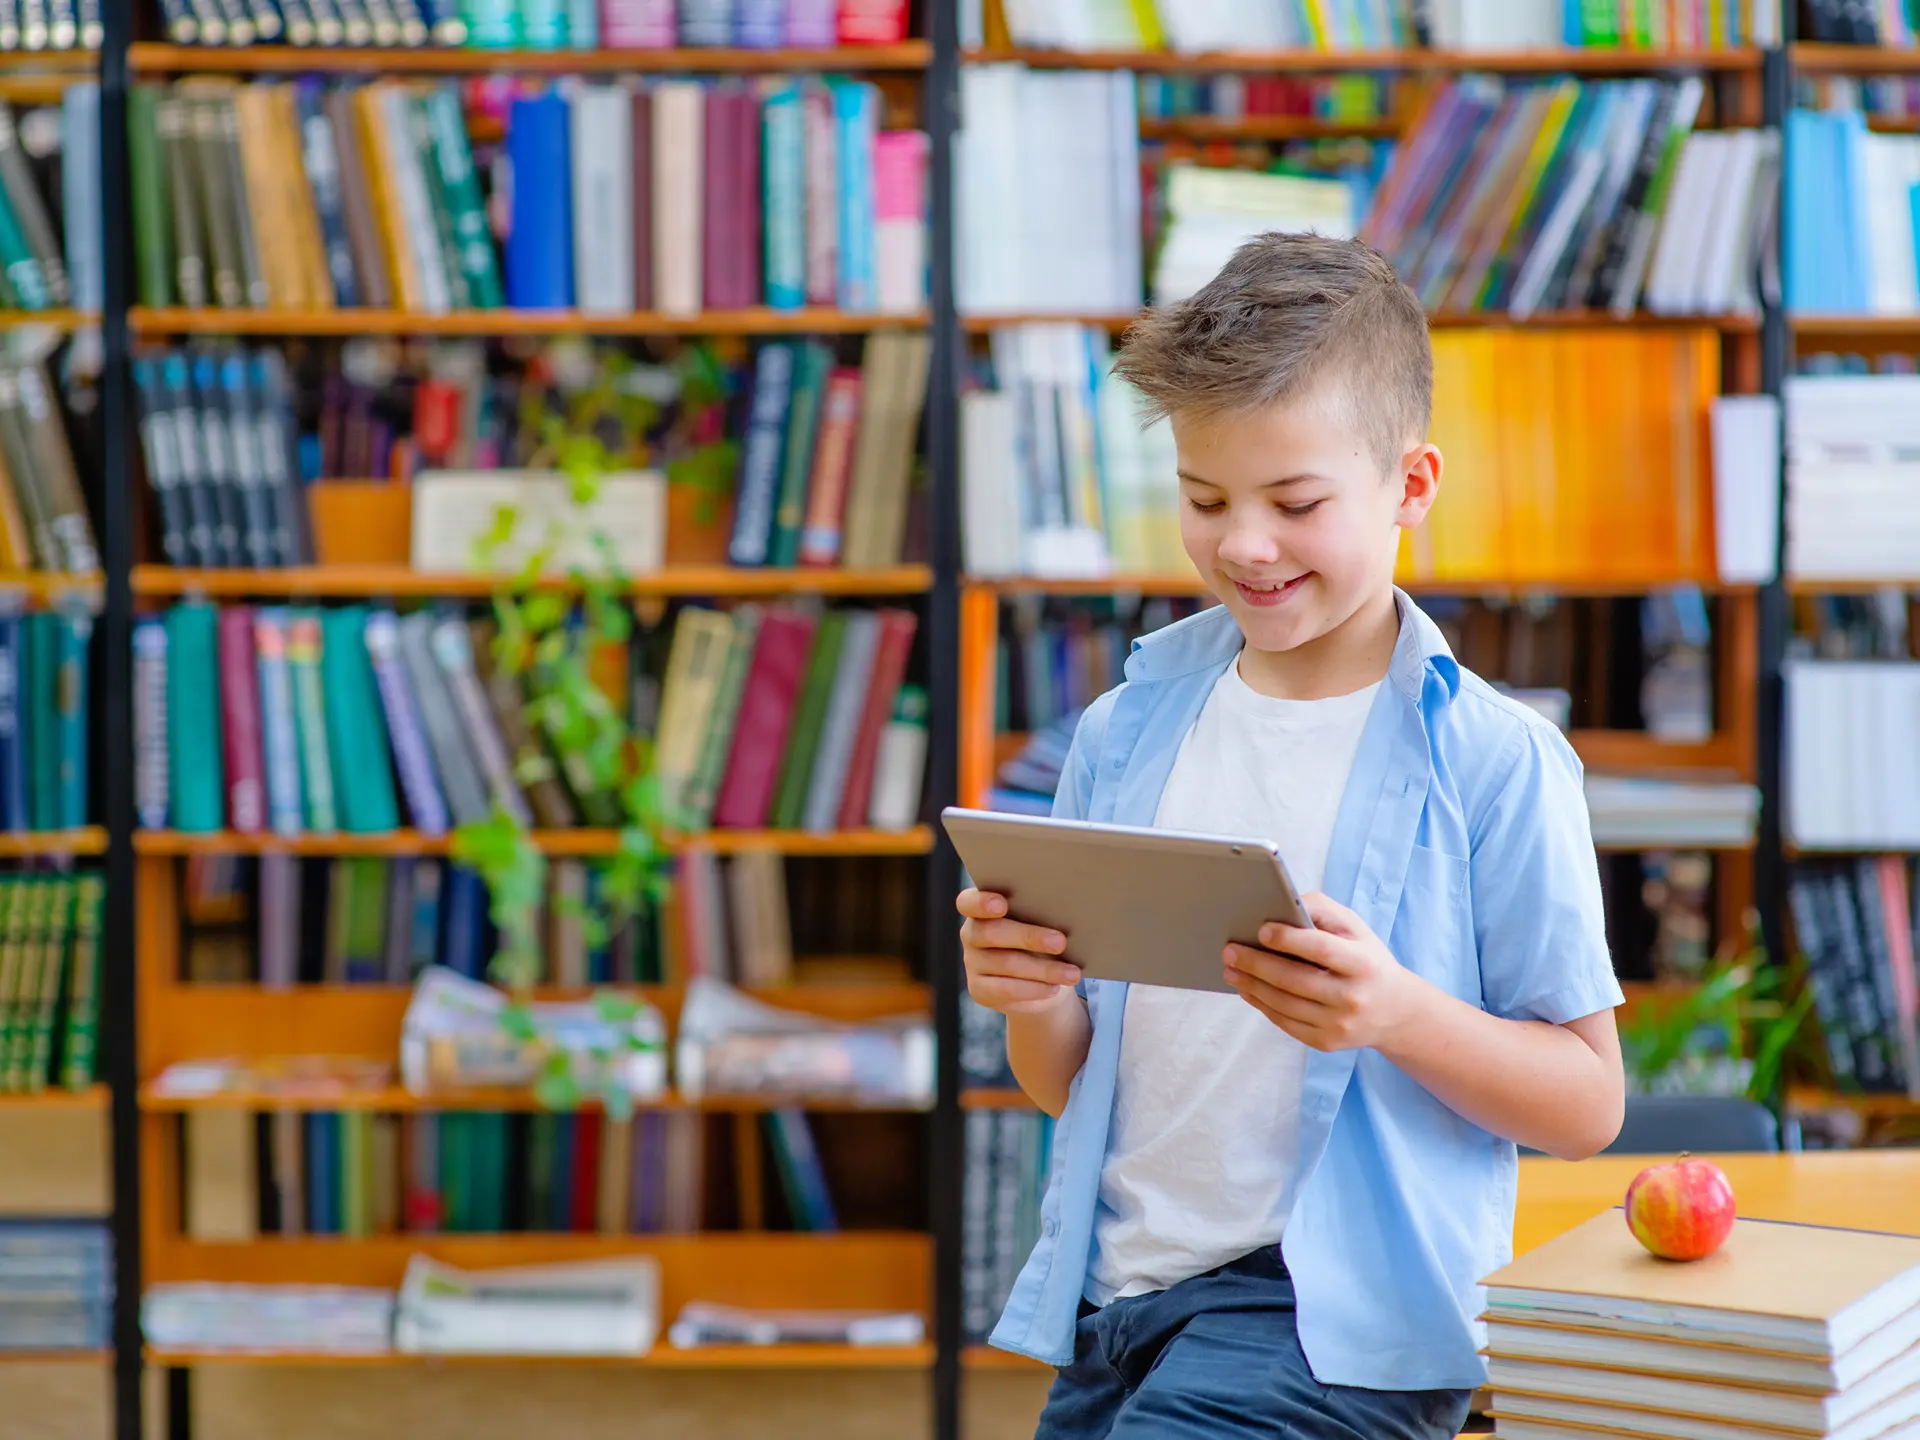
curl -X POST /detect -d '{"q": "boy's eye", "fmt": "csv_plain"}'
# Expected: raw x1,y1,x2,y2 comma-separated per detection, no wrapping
1279,501,1324,518
1186,498,1226,515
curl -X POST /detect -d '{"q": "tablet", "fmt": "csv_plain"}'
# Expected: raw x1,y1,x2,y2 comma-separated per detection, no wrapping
940,807,1314,995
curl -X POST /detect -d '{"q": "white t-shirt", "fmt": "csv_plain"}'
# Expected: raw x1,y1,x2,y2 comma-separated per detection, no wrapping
1085,657,1382,1305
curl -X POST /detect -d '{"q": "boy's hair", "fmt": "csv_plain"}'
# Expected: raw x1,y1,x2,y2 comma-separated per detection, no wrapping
1113,232,1431,472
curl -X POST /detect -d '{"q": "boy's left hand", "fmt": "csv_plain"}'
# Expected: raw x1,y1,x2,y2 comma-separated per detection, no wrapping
1223,892,1427,1054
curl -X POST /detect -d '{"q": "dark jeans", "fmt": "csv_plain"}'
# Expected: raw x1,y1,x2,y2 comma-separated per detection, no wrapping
1033,1247,1472,1440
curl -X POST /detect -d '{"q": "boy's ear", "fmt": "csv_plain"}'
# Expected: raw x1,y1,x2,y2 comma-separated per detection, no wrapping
1393,443,1442,531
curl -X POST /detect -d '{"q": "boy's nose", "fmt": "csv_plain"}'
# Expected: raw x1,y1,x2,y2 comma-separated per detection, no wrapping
1217,523,1282,567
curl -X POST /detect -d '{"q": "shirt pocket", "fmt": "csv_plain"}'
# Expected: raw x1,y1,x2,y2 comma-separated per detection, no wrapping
1390,843,1480,1005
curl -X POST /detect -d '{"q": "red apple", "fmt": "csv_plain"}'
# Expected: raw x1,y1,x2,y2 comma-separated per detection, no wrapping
1625,1156,1737,1261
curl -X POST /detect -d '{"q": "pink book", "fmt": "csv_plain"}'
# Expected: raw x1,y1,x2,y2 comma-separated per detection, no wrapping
598,0,675,46
735,86,763,306
802,83,838,307
873,129,928,314
837,0,907,42
217,606,267,833
837,609,916,830
711,609,818,831
702,83,739,311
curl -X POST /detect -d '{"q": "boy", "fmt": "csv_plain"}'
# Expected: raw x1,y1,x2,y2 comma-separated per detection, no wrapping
957,234,1626,1440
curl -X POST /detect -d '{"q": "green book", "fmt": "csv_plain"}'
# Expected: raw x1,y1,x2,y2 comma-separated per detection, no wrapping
438,1112,470,1232
53,610,88,831
25,877,71,1092
343,858,389,981
527,1113,555,1232
422,85,503,308
0,881,21,1091
5,878,49,1092
156,93,206,307
57,874,102,1091
25,613,56,832
165,602,225,832
188,95,243,310
769,612,846,830
406,93,471,311
0,179,47,310
339,1110,370,1238
320,606,399,834
128,85,174,307
767,343,832,568
471,1113,506,1232
286,611,338,833
683,607,761,833
1580,0,1619,43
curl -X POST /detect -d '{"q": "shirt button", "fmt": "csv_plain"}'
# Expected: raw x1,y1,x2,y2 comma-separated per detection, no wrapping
1042,1216,1058,1238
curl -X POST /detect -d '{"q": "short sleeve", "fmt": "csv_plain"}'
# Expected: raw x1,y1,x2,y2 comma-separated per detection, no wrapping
1049,688,1118,824
1470,724,1624,1025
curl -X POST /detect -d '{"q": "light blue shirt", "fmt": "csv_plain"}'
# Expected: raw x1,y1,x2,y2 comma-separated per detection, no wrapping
987,590,1623,1391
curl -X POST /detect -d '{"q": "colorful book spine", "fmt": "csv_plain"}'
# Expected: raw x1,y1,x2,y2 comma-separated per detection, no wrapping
763,83,806,311
504,90,573,309
0,613,24,834
57,874,102,1091
727,343,796,566
363,609,449,836
833,81,878,313
52,611,86,830
133,617,169,830
286,612,339,834
217,605,266,833
253,608,306,838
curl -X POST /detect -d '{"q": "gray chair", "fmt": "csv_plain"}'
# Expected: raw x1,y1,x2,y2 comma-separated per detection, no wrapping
1603,1094,1788,1155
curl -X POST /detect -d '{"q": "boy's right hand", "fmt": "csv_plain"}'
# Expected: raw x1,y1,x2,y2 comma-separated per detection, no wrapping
957,888,1081,1015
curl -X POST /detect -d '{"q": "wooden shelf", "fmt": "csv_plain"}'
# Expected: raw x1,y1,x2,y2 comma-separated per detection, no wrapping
127,41,932,73
0,827,107,856
1792,42,1920,75
0,1083,107,1111
1787,1086,1920,1118
0,570,103,605
1792,314,1920,339
0,1348,110,1364
1787,577,1920,594
1138,114,1401,140
0,308,97,329
129,306,926,337
147,1343,935,1369
964,575,1746,598
962,309,1758,334
141,1083,930,1114
132,563,934,599
964,45,1762,73
141,977,928,1068
960,1088,1034,1110
1567,731,1745,777
133,826,934,858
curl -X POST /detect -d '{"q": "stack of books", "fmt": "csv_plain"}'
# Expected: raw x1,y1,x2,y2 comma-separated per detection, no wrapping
142,1282,393,1355
1582,775,1761,849
394,1255,659,1355
0,1220,110,1352
1482,1209,1920,1440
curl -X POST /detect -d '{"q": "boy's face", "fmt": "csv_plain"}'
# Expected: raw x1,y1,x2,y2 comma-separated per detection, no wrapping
1172,381,1441,657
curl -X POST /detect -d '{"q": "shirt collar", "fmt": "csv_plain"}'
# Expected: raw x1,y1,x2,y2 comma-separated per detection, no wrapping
1124,586,1461,705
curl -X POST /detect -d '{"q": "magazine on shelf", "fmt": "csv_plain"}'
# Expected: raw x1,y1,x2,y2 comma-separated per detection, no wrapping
393,1255,659,1356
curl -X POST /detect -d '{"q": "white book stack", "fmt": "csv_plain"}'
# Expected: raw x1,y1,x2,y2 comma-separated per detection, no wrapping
1642,129,1778,318
1151,163,1357,306
1582,774,1761,849
1785,658,1920,851
1710,394,1780,584
1483,1211,1920,1440
394,1255,660,1355
955,65,1141,318
1786,374,1920,583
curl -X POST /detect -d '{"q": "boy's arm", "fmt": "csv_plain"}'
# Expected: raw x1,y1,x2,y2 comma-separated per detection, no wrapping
1226,723,1626,1160
1007,985,1093,1120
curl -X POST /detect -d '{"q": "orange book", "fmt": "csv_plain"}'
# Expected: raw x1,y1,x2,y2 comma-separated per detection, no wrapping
232,85,302,308
354,83,419,312
268,84,334,309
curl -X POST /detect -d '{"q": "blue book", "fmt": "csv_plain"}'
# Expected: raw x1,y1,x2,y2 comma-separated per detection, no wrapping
253,608,305,838
519,0,564,47
762,84,806,310
305,1114,338,1235
734,0,782,44
726,343,796,566
832,81,878,313
53,610,88,830
0,614,25,833
564,0,594,46
679,0,732,44
1784,110,1823,314
292,80,359,309
440,864,488,978
1836,109,1871,315
504,91,573,309
768,1109,837,1231
26,613,55,832
408,861,443,976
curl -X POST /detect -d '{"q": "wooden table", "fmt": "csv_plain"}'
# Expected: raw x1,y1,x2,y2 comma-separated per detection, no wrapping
1514,1151,1920,1257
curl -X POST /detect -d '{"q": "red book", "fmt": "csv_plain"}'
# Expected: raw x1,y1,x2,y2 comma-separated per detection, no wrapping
837,608,917,830
631,85,654,311
712,608,818,830
217,605,267,833
703,83,738,311
736,86,763,307
571,1112,602,1234
402,1115,442,1233
837,0,907,42
796,367,863,567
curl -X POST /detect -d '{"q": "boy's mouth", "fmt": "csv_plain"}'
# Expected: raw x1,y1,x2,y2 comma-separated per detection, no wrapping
1228,574,1309,608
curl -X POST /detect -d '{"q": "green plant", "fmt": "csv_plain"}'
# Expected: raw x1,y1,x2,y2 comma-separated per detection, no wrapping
1617,926,1816,1105
445,345,733,1115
